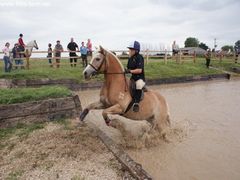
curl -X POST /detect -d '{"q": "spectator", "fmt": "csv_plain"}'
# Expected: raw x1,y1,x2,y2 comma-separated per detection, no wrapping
12,43,23,69
54,40,63,68
67,38,79,67
2,42,12,72
205,49,211,68
80,41,88,67
47,43,53,67
172,40,179,56
18,33,25,58
235,45,240,63
87,38,92,57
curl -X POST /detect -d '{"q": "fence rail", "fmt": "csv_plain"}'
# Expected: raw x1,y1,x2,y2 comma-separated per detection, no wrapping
1,49,235,69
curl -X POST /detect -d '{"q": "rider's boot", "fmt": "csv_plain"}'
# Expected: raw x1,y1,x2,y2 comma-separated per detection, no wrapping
133,89,142,112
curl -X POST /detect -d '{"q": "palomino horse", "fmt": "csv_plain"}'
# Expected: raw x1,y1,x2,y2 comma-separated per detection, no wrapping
80,46,170,137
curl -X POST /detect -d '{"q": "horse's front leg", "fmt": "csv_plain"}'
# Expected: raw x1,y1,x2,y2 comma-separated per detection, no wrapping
80,101,105,121
102,104,124,126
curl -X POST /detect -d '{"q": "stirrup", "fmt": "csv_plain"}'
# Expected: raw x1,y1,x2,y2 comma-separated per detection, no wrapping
132,103,139,112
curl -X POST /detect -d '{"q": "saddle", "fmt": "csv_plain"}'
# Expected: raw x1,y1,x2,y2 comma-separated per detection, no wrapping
125,79,148,113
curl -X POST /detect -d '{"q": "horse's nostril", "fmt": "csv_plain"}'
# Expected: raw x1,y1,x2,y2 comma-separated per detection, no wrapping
84,71,87,76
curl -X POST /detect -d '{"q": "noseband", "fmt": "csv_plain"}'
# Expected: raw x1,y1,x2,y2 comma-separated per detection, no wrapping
88,52,107,73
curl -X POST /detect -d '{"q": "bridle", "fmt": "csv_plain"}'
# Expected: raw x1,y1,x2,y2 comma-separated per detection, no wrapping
88,51,129,91
89,51,125,75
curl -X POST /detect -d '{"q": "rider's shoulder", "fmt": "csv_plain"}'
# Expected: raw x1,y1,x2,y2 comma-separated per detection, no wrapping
136,53,144,60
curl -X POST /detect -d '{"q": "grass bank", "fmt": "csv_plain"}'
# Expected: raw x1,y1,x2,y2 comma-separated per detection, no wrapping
0,86,71,104
0,58,237,82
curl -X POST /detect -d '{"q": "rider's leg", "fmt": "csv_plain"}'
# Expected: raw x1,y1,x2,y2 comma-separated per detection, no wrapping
133,79,145,112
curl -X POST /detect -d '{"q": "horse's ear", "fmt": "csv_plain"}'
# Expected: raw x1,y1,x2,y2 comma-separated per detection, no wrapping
99,45,106,55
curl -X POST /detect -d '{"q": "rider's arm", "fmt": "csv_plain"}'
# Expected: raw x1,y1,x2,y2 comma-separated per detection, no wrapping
130,69,142,74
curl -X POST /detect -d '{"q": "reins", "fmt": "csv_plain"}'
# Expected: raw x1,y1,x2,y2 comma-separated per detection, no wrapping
89,51,129,91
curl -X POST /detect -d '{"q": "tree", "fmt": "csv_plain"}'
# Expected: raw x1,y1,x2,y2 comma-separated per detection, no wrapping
199,42,209,50
184,37,199,47
234,40,240,51
221,45,233,52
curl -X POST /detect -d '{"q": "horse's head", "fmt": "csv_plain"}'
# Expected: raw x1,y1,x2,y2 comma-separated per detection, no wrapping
83,46,107,80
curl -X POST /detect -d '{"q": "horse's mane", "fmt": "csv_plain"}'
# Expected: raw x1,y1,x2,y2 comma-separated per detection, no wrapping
105,49,124,71
26,40,36,46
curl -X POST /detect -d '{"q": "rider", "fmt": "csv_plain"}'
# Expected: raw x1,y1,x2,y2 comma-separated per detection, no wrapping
125,40,145,112
18,33,25,58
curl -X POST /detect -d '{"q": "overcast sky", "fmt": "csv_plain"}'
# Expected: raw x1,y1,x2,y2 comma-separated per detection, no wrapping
0,0,239,52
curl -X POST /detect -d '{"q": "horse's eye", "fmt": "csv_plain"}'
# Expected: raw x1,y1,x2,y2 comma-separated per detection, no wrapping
96,58,100,61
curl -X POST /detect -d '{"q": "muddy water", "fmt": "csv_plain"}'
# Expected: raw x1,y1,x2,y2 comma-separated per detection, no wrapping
78,79,240,180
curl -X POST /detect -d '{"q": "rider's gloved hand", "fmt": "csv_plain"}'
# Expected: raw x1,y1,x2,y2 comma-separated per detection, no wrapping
124,68,131,74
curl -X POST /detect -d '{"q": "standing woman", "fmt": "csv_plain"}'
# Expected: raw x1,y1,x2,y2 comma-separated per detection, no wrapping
2,42,12,72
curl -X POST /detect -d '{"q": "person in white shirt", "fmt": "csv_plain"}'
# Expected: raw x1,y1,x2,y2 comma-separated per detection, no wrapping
2,42,12,72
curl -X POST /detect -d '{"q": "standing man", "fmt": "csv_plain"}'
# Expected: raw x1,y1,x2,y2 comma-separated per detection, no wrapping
12,43,22,69
80,42,88,67
67,38,79,67
205,49,211,68
54,40,63,68
172,40,179,56
87,38,92,57
47,43,53,67
18,33,25,58
234,44,240,64
125,41,145,112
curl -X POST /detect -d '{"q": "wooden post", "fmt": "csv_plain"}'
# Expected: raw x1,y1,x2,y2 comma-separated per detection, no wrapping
26,49,30,70
146,49,149,65
193,51,196,63
233,51,236,63
179,50,182,64
219,51,223,63
164,49,167,64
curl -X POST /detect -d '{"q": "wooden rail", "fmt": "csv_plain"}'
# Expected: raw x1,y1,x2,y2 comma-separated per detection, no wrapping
0,49,201,69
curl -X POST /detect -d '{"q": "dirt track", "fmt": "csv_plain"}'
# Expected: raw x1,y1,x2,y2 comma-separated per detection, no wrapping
0,120,122,180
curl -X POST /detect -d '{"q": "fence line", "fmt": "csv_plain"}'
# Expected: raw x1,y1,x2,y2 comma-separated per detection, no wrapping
0,49,201,69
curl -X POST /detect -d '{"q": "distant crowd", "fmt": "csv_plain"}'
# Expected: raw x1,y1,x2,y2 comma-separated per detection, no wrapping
1,33,93,72
47,37,92,68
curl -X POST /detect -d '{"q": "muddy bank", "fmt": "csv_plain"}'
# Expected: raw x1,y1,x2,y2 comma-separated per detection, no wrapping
0,73,229,90
0,120,123,180
78,78,240,180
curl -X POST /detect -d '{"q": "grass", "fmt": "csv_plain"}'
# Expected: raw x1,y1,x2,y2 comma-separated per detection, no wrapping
0,86,71,104
0,123,45,140
6,170,24,180
0,57,238,82
210,58,240,71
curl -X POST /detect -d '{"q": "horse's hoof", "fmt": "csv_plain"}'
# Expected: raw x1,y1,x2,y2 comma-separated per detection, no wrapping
79,109,89,121
105,119,111,126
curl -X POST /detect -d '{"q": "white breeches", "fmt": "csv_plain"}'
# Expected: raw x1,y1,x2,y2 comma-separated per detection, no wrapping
136,79,145,89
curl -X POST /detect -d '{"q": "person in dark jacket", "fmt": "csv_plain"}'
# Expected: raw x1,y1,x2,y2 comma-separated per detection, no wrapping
12,43,22,69
67,38,79,67
125,40,145,112
205,48,211,68
47,43,53,67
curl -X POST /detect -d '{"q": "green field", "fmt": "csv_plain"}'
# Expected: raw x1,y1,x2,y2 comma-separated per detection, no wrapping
0,58,239,82
0,86,71,104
